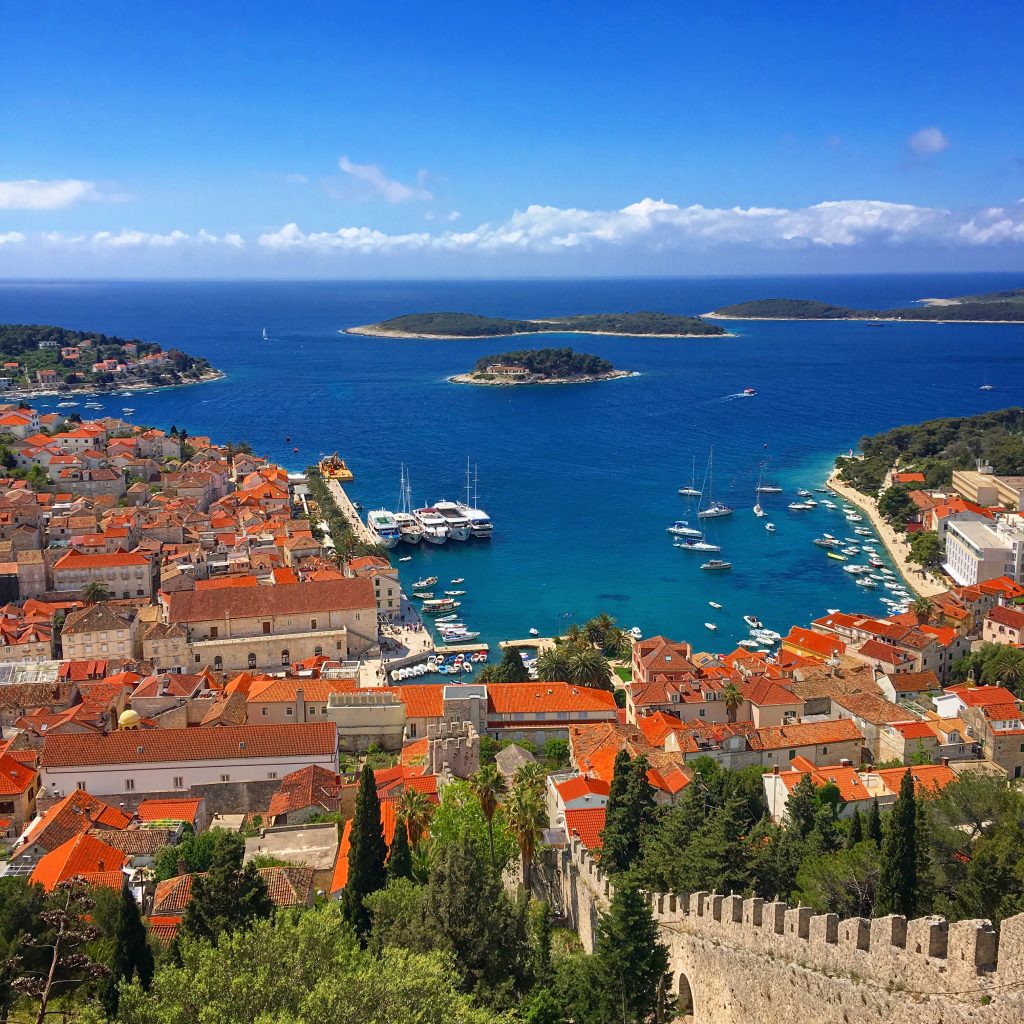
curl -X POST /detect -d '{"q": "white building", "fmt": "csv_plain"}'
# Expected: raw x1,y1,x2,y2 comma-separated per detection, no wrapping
38,722,338,796
944,519,1024,587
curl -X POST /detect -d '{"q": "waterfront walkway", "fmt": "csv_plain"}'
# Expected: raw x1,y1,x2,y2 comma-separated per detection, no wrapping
325,478,377,546
500,636,556,653
825,471,947,599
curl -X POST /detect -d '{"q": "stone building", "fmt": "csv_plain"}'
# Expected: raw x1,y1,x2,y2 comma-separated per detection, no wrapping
60,603,138,662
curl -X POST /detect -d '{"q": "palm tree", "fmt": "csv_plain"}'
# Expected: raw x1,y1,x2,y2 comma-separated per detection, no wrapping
81,582,112,605
561,623,587,649
602,625,632,659
720,682,743,724
505,781,546,891
469,765,507,870
535,646,571,682
912,597,933,623
396,787,434,847
513,761,547,798
566,645,613,691
585,612,617,648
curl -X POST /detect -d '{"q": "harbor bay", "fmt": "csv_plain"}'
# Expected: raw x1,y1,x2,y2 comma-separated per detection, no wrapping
2,273,1022,650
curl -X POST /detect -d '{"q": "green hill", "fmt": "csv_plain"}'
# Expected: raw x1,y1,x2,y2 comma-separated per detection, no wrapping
471,347,616,379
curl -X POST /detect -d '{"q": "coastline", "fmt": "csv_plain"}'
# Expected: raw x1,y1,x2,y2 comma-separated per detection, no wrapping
703,311,1023,325
448,369,638,386
5,368,225,401
344,325,731,340
825,465,947,599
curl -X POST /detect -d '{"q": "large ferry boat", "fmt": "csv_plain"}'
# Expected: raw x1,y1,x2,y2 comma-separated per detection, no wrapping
413,507,449,545
433,501,473,541
367,509,401,548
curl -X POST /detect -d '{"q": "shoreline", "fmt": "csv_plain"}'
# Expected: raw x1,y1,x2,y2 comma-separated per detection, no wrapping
3,368,225,401
703,311,1023,325
344,325,731,340
824,466,947,599
448,369,638,386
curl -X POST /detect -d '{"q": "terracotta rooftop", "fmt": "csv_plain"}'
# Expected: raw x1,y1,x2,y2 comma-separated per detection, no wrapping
564,806,607,850
164,577,374,622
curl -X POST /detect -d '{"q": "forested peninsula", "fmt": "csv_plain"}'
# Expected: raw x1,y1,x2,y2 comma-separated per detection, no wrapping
709,288,1024,322
0,324,220,393
449,346,633,386
347,310,727,338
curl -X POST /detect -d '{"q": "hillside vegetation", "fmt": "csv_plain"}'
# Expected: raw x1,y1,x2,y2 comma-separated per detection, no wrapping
713,291,1024,322
358,310,725,337
836,407,1024,493
472,347,615,379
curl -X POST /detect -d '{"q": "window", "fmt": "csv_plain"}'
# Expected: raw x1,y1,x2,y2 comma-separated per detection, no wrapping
822,747,828,755
286,707,294,716
281,649,290,666
788,749,796,760
195,653,201,663
308,706,316,715
210,626,219,639
77,781,87,791
248,653,257,669
267,772,277,780
311,619,317,629
409,723,417,738
173,776,183,788
314,646,323,657
213,656,223,671
261,707,268,716
220,774,230,782
125,779,135,791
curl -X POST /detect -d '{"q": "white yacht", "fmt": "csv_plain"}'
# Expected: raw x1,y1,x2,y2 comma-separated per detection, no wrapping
676,539,721,553
433,500,473,541
753,503,765,517
756,483,783,494
413,507,449,545
765,522,776,532
456,461,493,538
668,520,703,538
395,464,423,543
697,449,733,519
678,456,702,497
367,509,401,548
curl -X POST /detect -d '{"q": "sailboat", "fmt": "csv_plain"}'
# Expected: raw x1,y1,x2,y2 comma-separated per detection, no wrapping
753,464,766,517
261,327,269,341
678,455,702,498
980,365,994,391
394,464,423,544
697,448,733,519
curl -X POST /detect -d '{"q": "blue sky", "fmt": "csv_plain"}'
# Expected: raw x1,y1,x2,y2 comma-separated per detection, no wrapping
2,1,1023,277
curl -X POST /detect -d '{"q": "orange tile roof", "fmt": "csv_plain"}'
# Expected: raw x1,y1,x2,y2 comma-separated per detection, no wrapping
946,684,1019,708
381,685,444,719
890,720,938,740
40,723,337,768
165,578,374,622
53,549,150,570
750,718,863,751
487,682,617,715
29,832,128,891
154,866,314,913
555,775,610,803
330,819,352,894
0,753,37,795
775,757,869,804
564,807,606,849
147,915,183,943
784,627,845,659
136,797,203,825
246,677,357,704
987,605,1024,630
636,711,686,746
874,764,957,796
267,765,344,818
19,789,131,852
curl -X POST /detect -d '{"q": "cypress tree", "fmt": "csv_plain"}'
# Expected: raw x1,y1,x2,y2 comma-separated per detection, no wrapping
100,883,154,1017
180,838,273,943
847,808,864,848
785,773,818,838
342,762,388,939
600,754,657,875
531,899,553,986
877,769,919,917
635,782,707,892
674,794,753,895
867,798,883,848
595,884,672,1024
386,818,413,881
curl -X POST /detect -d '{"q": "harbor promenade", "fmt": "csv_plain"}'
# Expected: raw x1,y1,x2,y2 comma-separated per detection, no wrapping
826,470,947,599
326,478,377,546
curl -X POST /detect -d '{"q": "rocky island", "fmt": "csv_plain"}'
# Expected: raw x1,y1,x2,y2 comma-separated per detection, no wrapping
347,310,727,338
449,346,634,386
0,323,221,396
708,287,1024,322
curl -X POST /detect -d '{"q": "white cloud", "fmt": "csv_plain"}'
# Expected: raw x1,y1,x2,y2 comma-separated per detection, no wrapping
0,179,107,211
338,156,433,203
285,173,308,185
40,228,244,250
0,232,26,245
908,127,950,155
448,210,461,221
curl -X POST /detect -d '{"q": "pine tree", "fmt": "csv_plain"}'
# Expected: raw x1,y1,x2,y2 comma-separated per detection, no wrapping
785,773,818,838
877,769,919,917
531,899,553,987
867,798,883,848
101,883,154,1016
847,808,864,848
595,884,672,1024
180,837,273,943
636,782,707,892
342,762,388,939
600,754,658,875
675,795,754,896
386,817,413,881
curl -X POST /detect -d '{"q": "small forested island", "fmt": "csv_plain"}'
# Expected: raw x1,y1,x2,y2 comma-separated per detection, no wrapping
709,288,1024,322
836,407,1024,494
450,346,634,386
0,324,220,394
347,310,727,338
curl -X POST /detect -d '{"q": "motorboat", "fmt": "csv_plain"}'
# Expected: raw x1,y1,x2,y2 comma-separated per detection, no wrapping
414,507,449,545
394,512,423,544
668,520,703,538
412,591,434,599
743,615,763,629
826,608,840,615
413,576,439,589
57,400,79,408
854,527,873,536
737,639,759,648
629,626,643,638
741,387,757,396
788,502,812,510
753,503,765,517
709,601,722,609
756,483,783,494
529,627,539,636
765,522,776,532
433,500,473,541
701,559,732,570
423,598,460,614
812,537,840,548
705,622,717,631
399,555,412,562
827,551,847,561
804,499,818,507
451,577,465,584
367,509,401,548
822,499,838,510
444,589,465,596
677,539,721,553
845,513,864,522
796,489,812,498
857,577,877,588
436,613,459,622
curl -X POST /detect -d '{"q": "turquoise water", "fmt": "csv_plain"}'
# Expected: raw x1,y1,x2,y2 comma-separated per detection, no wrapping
1,275,1022,650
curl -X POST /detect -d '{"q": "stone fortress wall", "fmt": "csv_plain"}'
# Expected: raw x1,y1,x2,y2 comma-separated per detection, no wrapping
549,837,1024,1023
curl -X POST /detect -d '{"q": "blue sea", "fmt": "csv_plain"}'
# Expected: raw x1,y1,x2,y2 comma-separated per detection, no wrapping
1,274,1022,651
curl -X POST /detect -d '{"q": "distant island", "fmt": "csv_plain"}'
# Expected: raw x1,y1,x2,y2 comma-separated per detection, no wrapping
0,324,220,395
707,288,1024,322
347,310,727,339
449,347,634,386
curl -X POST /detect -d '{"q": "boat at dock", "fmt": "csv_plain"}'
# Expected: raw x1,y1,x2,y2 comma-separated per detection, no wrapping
367,509,401,548
423,598,461,614
319,452,354,482
414,507,449,545
743,615,763,629
455,459,493,538
395,465,423,543
812,536,840,548
433,500,473,541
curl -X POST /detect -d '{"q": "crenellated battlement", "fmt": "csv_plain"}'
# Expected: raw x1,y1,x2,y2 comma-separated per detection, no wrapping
559,835,1024,1011
426,719,479,778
